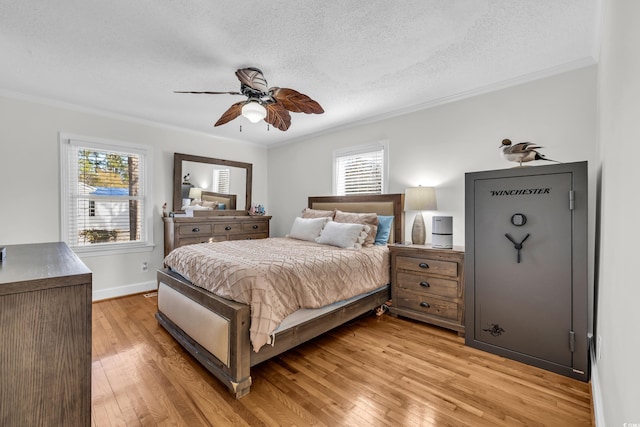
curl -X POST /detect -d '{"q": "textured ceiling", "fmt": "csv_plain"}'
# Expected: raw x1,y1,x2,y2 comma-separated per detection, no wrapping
0,1,600,146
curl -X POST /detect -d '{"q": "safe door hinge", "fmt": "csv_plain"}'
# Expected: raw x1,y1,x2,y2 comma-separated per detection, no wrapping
569,330,576,352
569,190,575,210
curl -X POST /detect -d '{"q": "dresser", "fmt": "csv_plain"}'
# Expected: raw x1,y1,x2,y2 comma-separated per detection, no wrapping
163,215,271,256
0,242,92,426
389,244,465,336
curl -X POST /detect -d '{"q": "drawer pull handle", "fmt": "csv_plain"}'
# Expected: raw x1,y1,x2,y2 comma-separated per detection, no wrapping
225,226,232,231
192,227,200,232
252,225,259,229
420,281,430,288
420,302,431,308
419,262,429,269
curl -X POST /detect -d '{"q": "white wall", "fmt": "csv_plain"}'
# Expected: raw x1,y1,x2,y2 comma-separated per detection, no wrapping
595,0,640,425
269,67,597,242
0,95,268,300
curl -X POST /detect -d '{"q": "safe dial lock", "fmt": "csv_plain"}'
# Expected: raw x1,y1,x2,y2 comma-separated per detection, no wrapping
511,213,527,226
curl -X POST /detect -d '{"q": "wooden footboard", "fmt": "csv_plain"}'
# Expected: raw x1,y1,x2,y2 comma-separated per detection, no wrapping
156,268,390,398
156,269,252,398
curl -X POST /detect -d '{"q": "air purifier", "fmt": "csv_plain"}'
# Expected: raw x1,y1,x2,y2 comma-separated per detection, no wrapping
432,216,453,248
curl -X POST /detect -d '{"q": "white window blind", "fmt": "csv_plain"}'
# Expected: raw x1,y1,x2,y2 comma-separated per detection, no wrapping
213,168,230,194
60,135,153,254
334,143,387,195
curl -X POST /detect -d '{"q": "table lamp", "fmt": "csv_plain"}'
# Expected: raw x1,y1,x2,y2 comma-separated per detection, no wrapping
404,186,437,245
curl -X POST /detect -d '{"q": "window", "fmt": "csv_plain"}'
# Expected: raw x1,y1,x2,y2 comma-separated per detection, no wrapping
333,141,388,195
212,168,230,193
60,134,153,255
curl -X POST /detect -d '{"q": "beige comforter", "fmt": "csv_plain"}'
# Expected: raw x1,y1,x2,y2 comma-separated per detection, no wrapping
163,237,390,352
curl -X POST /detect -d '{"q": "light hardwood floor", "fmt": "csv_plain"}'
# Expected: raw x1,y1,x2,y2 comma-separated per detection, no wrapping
92,293,593,426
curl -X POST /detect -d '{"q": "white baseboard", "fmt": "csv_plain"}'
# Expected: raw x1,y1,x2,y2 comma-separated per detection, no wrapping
92,280,157,302
590,341,606,427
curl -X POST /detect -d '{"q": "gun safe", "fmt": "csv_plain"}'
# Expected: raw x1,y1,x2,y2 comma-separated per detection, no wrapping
464,161,588,381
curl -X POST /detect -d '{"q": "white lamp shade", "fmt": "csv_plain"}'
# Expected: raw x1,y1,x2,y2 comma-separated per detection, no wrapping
188,187,202,199
404,186,437,211
242,102,267,123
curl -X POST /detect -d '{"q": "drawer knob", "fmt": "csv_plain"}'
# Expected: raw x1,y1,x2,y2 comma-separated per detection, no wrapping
419,262,429,269
192,227,200,232
225,226,232,231
420,281,430,288
252,225,259,229
420,302,431,308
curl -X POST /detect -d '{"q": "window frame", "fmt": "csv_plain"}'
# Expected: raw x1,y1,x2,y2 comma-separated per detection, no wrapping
59,133,154,256
332,140,389,196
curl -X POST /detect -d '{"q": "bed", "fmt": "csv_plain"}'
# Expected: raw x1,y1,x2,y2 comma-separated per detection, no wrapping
181,190,237,215
156,193,405,398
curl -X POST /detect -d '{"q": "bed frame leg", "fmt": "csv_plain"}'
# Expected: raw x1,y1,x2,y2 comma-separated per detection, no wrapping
231,378,252,399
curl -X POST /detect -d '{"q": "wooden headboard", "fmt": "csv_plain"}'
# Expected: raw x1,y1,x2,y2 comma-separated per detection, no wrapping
308,194,405,243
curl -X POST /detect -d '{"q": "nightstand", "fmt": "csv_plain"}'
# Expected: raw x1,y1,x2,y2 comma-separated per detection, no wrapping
389,244,465,336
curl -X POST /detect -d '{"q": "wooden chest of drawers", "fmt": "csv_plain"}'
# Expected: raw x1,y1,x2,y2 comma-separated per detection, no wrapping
0,242,92,425
163,215,271,256
389,244,465,336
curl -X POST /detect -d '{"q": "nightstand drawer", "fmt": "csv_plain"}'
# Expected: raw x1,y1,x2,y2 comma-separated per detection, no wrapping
213,223,243,234
178,224,213,236
396,272,459,299
396,255,458,278
243,222,269,233
396,290,460,321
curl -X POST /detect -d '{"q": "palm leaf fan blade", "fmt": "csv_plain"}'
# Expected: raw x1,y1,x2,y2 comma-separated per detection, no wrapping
235,68,269,94
265,103,291,131
174,91,242,95
214,102,244,127
271,87,324,114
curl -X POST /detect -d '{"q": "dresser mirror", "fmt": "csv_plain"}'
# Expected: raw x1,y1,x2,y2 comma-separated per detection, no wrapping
173,153,252,214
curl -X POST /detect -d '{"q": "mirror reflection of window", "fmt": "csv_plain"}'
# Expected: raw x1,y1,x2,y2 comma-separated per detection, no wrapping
213,169,230,194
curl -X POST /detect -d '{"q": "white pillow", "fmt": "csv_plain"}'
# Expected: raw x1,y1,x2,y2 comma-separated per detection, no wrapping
287,217,331,242
316,221,369,249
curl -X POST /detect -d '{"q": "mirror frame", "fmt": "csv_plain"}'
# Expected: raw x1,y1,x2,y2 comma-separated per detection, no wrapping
173,153,253,214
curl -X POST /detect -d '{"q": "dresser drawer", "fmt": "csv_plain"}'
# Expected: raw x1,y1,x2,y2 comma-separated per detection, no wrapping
164,216,271,257
395,290,460,321
396,255,458,278
240,232,269,240
213,223,243,234
176,236,217,247
243,222,269,233
178,224,212,237
396,272,459,299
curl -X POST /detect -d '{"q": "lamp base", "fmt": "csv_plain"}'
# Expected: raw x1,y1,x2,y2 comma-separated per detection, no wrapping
411,213,426,245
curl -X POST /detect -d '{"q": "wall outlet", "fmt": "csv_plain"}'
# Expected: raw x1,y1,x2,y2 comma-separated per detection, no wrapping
597,335,602,361
141,262,148,272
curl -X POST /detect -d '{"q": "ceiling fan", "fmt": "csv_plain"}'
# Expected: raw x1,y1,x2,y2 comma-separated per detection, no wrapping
175,67,324,131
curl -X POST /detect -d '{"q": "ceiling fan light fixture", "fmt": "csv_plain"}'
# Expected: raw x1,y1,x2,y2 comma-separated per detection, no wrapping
241,101,267,123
